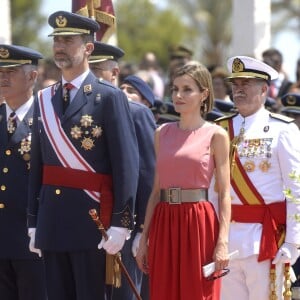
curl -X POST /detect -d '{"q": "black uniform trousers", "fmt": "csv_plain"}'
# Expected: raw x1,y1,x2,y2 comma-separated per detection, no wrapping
0,258,47,300
44,249,111,300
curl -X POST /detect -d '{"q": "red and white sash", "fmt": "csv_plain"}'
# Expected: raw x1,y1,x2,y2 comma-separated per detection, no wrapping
37,85,100,202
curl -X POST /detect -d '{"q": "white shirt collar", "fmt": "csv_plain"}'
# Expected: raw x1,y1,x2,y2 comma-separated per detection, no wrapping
62,69,90,90
6,96,34,122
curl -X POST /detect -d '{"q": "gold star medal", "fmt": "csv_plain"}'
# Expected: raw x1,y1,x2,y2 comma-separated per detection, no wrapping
81,137,95,150
92,126,102,138
70,125,83,140
80,115,93,128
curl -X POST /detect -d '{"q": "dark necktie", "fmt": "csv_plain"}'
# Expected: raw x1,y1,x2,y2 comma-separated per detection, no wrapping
63,83,74,114
7,111,17,139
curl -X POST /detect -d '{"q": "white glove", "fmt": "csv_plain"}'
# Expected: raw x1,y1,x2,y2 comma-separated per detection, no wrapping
98,226,130,255
28,228,42,258
272,242,299,265
132,232,142,257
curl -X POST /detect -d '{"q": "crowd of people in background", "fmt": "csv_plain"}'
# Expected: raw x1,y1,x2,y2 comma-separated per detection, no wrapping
0,8,300,300
34,43,300,129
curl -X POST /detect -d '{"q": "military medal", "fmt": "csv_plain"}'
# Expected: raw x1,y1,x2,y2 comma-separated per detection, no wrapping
71,115,102,150
243,160,255,172
18,135,31,155
81,137,95,150
259,160,271,172
80,115,93,127
92,126,102,138
23,153,31,161
70,125,83,139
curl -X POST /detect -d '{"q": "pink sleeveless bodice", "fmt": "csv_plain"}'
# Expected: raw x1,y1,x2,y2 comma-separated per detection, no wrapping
157,122,218,190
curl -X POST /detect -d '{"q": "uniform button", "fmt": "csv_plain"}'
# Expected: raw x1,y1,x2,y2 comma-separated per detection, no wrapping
55,189,61,195
2,168,8,173
0,203,5,209
0,185,6,191
5,150,11,156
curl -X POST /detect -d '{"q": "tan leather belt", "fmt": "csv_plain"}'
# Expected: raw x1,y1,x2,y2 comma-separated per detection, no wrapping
160,188,208,204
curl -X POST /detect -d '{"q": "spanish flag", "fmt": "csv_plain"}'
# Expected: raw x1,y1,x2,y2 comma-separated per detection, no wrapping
72,0,116,42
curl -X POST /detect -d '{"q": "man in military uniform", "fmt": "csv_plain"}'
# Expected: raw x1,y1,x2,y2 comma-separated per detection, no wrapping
281,93,300,129
27,11,139,300
212,56,300,299
0,44,47,299
89,42,156,300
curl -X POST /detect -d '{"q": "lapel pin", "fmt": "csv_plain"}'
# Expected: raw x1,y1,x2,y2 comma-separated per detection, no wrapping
84,84,92,94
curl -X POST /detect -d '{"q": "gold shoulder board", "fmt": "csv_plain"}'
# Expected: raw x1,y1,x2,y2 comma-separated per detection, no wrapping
270,113,294,123
215,113,237,123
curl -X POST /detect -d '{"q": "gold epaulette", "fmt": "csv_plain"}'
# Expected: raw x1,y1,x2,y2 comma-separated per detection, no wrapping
215,112,238,123
270,113,294,123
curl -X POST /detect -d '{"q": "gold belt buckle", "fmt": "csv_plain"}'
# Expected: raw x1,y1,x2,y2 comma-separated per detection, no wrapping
168,188,181,204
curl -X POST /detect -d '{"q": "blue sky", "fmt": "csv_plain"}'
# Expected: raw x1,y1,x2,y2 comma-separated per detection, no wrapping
41,0,71,15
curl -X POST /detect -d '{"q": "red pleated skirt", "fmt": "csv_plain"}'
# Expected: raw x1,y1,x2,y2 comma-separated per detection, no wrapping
148,201,220,300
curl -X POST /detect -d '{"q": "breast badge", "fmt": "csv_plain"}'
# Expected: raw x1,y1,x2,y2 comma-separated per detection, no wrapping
259,160,271,172
71,115,102,151
238,137,273,173
243,160,255,172
18,133,31,168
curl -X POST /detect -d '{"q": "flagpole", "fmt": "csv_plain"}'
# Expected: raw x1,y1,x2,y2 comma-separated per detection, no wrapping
87,0,97,40
88,0,95,20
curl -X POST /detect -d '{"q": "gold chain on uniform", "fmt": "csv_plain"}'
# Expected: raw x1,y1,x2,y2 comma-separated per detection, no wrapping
269,263,292,300
230,120,245,174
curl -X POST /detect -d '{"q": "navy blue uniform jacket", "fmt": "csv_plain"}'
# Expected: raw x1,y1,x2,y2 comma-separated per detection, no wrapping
129,102,156,232
0,103,39,259
27,72,139,251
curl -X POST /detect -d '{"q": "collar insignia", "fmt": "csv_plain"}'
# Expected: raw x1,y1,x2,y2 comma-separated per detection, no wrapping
84,84,92,93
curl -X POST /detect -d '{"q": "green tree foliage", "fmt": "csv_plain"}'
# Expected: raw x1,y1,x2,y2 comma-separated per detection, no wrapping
11,0,49,55
271,0,300,34
164,0,232,68
115,0,197,70
161,0,300,67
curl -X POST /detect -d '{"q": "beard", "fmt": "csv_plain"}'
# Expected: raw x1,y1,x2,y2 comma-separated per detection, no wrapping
53,51,74,69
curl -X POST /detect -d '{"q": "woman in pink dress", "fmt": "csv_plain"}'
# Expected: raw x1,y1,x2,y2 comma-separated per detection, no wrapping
136,61,231,300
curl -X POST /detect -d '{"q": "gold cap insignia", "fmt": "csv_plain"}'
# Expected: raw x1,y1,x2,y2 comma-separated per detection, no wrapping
232,58,245,73
84,84,92,93
56,15,68,28
286,95,296,105
0,48,9,59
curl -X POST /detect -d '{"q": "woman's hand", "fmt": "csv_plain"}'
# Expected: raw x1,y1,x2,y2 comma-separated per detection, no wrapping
135,235,149,274
213,241,229,272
